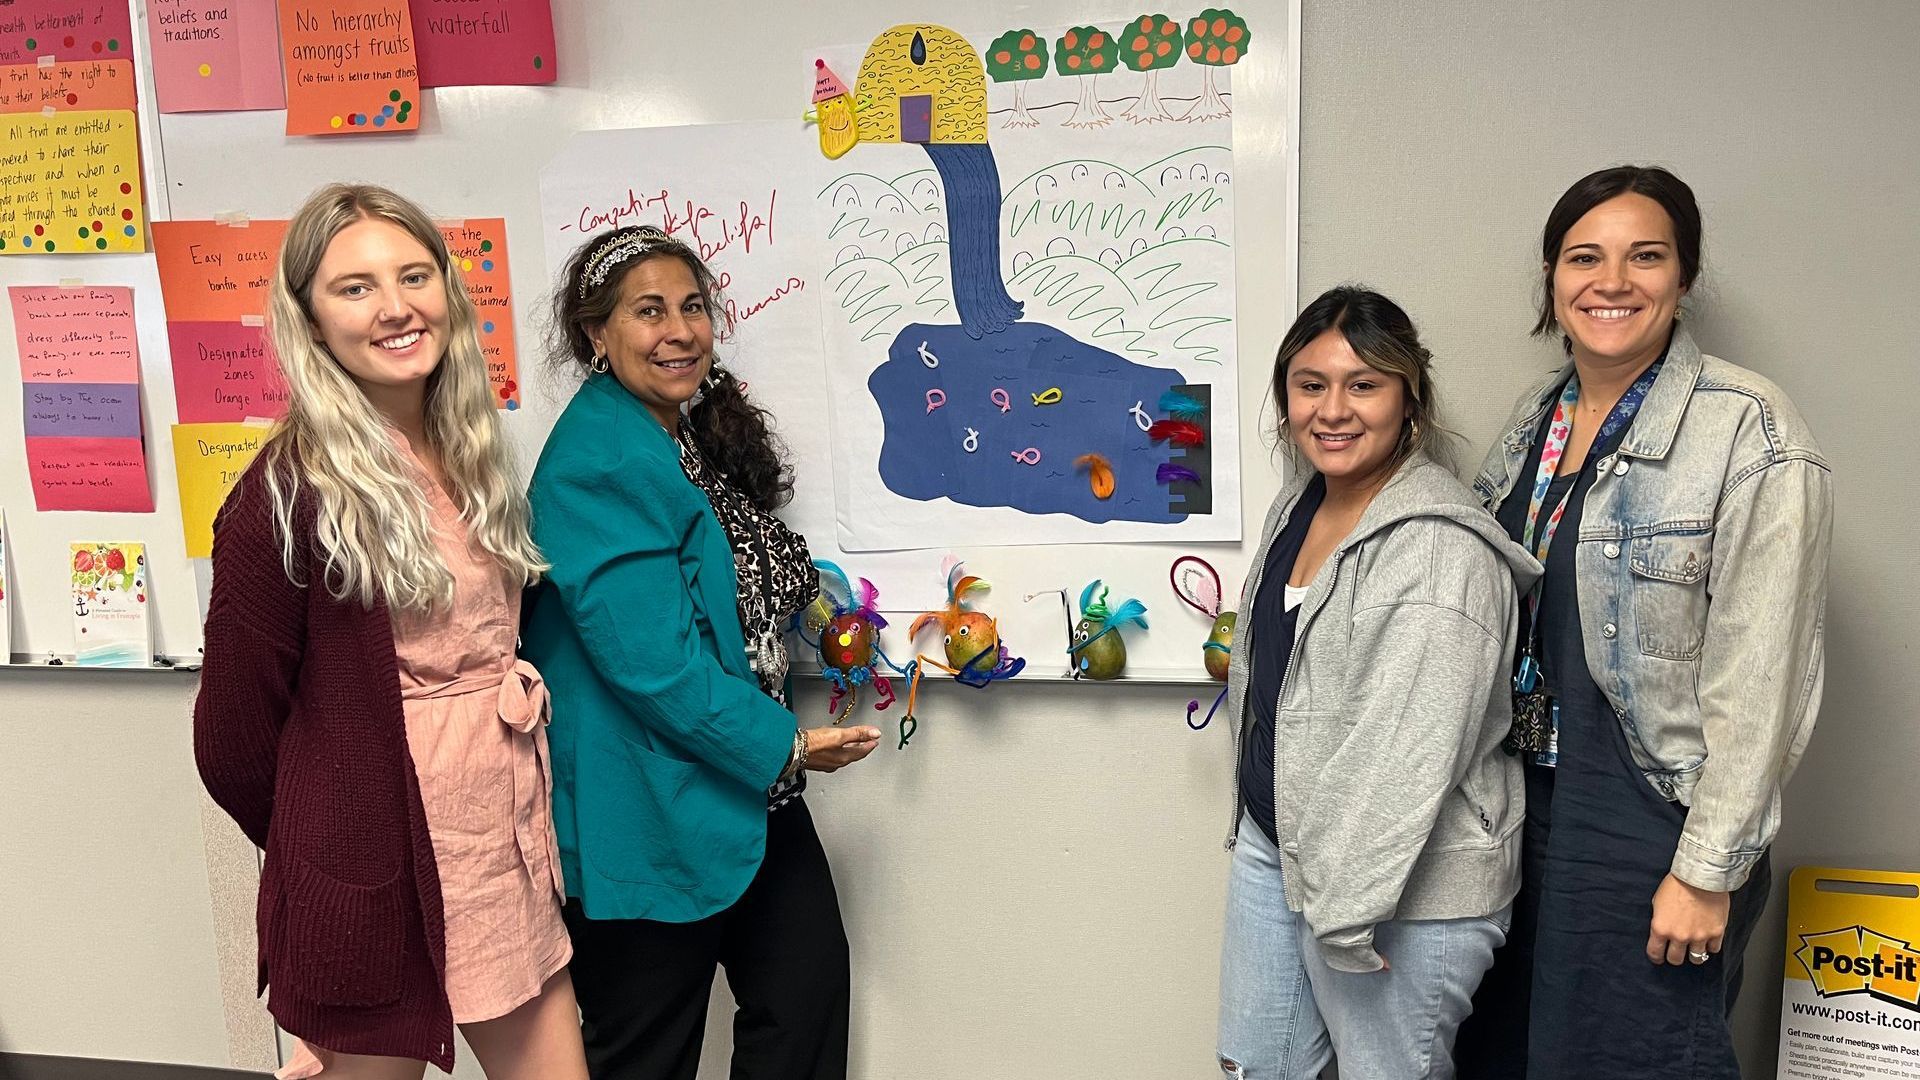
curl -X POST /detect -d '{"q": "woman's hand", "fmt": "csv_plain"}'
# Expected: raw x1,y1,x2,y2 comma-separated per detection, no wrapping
1647,873,1731,966
803,725,881,772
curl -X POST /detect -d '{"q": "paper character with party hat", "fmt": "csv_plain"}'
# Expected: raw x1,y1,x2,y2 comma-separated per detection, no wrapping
803,59,863,159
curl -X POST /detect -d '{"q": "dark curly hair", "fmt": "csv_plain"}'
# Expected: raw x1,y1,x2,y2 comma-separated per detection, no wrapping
550,226,795,511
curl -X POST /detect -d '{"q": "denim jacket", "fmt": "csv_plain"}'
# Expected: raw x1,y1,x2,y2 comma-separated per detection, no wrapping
1471,326,1831,892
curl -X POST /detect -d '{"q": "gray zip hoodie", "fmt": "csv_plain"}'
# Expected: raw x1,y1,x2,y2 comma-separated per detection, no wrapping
1226,451,1543,973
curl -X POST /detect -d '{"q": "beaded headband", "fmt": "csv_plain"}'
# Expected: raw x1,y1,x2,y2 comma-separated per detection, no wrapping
578,225,673,298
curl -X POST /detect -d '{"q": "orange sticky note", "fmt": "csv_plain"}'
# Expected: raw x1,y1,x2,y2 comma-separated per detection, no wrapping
152,220,290,323
437,218,520,410
277,0,423,136
0,58,138,114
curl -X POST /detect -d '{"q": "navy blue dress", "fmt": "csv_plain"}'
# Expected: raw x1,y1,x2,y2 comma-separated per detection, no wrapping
1455,389,1772,1080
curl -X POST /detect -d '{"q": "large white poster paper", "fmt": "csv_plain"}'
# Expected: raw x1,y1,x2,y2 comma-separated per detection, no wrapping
808,20,1244,550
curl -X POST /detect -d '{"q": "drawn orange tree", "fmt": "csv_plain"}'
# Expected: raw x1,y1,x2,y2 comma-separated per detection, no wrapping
1054,25,1120,128
1184,8,1249,120
1120,13,1184,124
985,29,1049,128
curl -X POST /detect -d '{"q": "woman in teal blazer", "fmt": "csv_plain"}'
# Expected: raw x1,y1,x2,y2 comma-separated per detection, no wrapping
522,224,879,1079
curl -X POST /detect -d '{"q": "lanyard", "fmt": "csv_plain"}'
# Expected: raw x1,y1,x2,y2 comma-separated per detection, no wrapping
1519,360,1663,633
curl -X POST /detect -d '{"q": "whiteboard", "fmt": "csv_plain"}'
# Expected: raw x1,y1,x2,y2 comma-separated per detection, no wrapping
0,1,1298,681
0,7,199,664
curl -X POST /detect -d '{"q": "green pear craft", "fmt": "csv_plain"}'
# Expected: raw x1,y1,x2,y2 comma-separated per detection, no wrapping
1068,580,1149,681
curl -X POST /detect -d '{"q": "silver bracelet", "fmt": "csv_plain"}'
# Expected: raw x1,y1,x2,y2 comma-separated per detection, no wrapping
781,729,808,781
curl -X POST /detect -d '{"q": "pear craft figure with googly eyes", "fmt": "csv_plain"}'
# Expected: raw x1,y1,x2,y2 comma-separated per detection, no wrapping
800,560,899,722
1068,580,1149,681
1172,556,1238,730
908,556,1026,686
1170,555,1236,682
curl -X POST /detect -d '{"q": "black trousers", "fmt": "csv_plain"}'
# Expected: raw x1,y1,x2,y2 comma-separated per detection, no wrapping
562,799,851,1080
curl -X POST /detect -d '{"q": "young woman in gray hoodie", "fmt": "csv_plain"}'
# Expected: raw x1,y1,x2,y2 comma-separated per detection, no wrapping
1216,287,1541,1080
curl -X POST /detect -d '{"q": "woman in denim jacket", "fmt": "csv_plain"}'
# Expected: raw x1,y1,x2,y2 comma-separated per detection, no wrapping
1455,166,1832,1080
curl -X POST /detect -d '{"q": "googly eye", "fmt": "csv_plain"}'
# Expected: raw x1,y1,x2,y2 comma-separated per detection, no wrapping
957,626,969,636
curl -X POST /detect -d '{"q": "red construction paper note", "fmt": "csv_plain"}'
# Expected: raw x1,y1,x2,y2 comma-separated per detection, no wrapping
0,1,136,65
10,285,139,383
0,58,137,113
151,219,289,321
276,0,422,136
24,435,154,512
168,320,288,422
414,0,553,88
438,218,520,409
148,0,286,112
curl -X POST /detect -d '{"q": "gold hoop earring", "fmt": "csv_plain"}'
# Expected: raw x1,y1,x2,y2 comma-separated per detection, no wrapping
1408,418,1421,445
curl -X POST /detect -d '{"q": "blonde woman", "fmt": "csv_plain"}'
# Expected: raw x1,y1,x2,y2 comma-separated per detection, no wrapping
193,184,587,1080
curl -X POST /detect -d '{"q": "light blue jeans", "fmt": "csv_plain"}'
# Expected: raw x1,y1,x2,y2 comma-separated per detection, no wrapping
1217,812,1510,1079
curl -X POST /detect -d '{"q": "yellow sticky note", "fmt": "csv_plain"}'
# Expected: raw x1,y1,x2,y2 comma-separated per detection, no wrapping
1871,942,1920,1008
172,423,266,558
1795,927,1871,996
0,110,146,255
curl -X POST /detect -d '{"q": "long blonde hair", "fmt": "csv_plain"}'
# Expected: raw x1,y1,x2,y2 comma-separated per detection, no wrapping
262,183,544,610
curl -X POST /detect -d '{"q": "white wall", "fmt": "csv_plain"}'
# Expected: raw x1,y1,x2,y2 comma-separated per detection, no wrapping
0,671,239,1066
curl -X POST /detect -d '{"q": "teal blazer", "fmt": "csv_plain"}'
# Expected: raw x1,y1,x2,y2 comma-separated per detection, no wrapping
521,372,794,922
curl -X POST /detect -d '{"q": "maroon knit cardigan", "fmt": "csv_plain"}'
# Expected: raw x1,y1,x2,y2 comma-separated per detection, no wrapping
192,452,454,1070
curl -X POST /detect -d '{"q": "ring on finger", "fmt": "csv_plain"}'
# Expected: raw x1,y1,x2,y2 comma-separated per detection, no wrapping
1688,949,1710,964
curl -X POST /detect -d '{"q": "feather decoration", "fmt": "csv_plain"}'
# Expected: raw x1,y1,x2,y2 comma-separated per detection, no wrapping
910,612,940,639
1148,419,1206,447
941,554,963,592
814,559,855,611
954,575,988,599
1157,463,1200,485
1074,452,1116,500
1105,597,1150,631
855,577,887,628
1158,389,1207,421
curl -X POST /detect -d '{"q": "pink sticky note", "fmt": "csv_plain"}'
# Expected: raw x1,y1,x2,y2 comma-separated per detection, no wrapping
146,0,286,112
9,285,139,383
0,1,137,65
167,321,288,423
24,435,155,512
414,0,555,87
